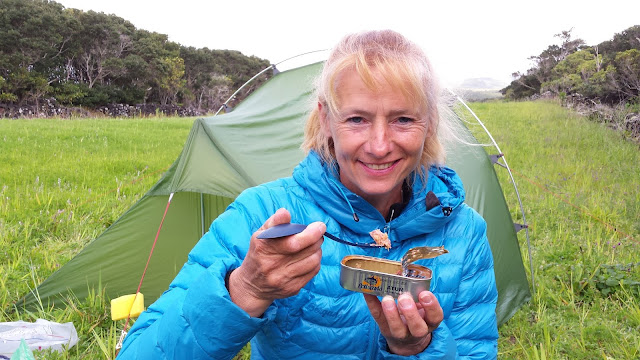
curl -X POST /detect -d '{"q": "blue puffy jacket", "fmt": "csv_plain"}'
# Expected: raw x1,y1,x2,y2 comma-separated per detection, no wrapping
119,151,498,359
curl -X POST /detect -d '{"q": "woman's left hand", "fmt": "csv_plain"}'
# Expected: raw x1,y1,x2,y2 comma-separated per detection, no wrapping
363,291,443,356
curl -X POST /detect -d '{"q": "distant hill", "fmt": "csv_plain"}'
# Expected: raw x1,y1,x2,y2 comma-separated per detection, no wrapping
452,77,506,102
458,77,507,90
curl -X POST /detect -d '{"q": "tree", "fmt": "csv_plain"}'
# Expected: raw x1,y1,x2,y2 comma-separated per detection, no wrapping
212,50,271,104
501,71,541,100
72,11,135,88
0,75,18,102
0,0,79,104
156,56,186,105
596,25,640,54
554,29,586,62
611,49,640,99
0,0,270,109
181,46,232,111
503,29,587,101
130,29,181,104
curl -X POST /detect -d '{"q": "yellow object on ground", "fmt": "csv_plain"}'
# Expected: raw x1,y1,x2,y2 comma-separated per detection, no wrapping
111,293,145,321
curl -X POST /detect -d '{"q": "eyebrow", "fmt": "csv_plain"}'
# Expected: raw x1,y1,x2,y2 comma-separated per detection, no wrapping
339,108,418,118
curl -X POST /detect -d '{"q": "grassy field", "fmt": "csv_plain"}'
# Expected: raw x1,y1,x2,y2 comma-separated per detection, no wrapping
0,116,195,358
463,101,640,359
1,101,639,359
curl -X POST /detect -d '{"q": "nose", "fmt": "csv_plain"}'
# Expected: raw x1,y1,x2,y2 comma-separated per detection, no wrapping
365,121,392,157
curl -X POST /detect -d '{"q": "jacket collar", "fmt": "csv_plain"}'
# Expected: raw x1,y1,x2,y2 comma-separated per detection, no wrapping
292,151,466,243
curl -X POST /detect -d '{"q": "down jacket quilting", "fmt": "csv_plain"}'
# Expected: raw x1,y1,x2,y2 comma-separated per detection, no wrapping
118,151,498,359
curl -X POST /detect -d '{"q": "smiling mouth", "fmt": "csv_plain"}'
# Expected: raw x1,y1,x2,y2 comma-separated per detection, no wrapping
364,161,396,170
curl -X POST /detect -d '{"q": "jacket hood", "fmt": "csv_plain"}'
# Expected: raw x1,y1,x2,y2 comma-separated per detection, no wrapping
292,151,466,244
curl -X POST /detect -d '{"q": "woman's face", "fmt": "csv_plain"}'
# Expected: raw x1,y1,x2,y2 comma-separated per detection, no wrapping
320,68,430,214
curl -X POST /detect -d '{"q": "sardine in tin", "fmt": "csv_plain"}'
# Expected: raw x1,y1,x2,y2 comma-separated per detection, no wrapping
340,255,432,302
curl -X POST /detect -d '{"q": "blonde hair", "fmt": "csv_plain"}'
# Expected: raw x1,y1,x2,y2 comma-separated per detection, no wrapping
301,29,446,169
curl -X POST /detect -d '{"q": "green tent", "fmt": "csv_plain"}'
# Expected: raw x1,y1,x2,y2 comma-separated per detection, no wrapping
20,62,530,325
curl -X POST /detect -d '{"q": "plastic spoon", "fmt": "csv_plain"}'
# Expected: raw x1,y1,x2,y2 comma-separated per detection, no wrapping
257,223,384,248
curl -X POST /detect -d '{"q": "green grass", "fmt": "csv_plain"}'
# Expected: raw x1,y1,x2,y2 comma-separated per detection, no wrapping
1,101,639,359
0,116,194,358
462,100,640,359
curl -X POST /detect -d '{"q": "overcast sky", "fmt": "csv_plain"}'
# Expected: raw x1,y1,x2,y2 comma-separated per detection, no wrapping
55,0,639,87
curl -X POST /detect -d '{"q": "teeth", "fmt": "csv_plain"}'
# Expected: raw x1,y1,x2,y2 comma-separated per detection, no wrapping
367,162,393,170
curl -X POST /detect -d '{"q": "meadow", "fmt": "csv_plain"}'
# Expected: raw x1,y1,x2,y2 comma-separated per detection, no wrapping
465,101,640,359
1,101,639,359
0,117,194,358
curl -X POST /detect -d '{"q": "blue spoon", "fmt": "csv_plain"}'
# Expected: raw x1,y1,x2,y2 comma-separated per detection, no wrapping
257,223,383,249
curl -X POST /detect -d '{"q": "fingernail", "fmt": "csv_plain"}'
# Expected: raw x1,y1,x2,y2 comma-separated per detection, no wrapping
420,292,433,305
398,294,413,310
382,296,395,310
309,222,326,233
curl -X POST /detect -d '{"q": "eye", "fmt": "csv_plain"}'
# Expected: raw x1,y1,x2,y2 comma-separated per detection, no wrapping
397,116,414,123
347,116,364,124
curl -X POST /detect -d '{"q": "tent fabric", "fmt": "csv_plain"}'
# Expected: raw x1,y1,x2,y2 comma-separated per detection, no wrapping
19,62,530,326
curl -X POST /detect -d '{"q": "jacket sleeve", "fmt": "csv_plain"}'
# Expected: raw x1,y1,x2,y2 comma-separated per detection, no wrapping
117,197,275,360
446,213,499,359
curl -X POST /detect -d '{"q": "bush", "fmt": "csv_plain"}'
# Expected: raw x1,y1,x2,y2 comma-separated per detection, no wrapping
74,85,143,107
52,83,89,105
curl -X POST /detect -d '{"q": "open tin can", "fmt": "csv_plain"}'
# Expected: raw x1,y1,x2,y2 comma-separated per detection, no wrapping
340,255,432,301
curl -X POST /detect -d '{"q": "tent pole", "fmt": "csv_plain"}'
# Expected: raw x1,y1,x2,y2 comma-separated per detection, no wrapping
272,49,328,67
215,65,277,116
200,193,205,236
448,89,536,294
214,49,328,116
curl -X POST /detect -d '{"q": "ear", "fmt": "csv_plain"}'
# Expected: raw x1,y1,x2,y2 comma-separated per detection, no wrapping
318,102,332,138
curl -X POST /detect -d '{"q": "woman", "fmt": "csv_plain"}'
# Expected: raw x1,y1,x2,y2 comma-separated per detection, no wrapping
118,30,498,359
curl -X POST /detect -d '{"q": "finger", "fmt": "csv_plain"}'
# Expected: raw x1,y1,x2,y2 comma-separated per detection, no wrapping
380,295,409,339
252,209,296,255
397,293,429,338
285,221,326,254
279,254,323,296
419,291,444,331
259,208,292,230
414,301,425,317
363,294,390,335
274,269,320,298
266,222,324,258
250,248,321,298
285,246,323,279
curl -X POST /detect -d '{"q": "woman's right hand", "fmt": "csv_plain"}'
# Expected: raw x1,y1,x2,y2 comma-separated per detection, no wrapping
228,208,326,317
